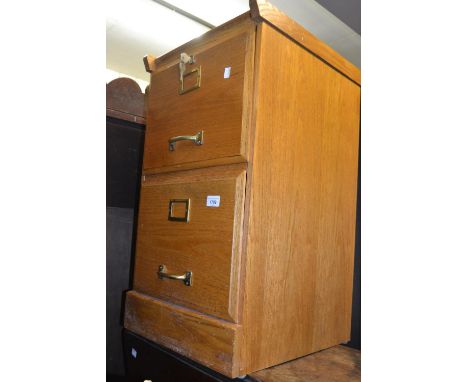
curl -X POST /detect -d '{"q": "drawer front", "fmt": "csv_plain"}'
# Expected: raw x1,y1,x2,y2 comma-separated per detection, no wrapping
143,32,253,171
133,166,246,322
124,291,241,378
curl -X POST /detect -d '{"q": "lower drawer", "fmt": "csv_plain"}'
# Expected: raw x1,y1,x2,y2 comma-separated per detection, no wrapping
124,291,241,378
132,165,246,322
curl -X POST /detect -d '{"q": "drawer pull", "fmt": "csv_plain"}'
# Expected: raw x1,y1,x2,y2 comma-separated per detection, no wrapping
158,265,193,286
168,130,204,151
168,199,190,222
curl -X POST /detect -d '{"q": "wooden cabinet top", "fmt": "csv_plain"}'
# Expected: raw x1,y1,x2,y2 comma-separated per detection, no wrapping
144,0,360,86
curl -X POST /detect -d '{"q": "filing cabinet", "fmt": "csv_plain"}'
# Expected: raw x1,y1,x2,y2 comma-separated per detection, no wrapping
125,0,361,378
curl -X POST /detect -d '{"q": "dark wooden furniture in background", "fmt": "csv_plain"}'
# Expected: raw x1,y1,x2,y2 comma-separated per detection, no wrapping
107,77,146,124
106,78,146,209
107,77,146,378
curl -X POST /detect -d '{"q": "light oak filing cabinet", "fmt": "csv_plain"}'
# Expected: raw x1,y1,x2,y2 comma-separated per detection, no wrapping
124,0,361,378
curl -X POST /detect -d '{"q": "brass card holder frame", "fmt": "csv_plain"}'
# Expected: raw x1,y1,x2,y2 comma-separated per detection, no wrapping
168,199,190,222
179,52,201,95
179,66,202,95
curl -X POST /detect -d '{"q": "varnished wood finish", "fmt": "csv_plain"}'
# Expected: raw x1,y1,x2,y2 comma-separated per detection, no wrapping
124,291,241,377
133,165,246,322
143,19,255,173
143,54,157,74
250,346,360,382
239,23,360,374
126,2,361,377
154,13,253,73
142,155,248,176
249,0,360,85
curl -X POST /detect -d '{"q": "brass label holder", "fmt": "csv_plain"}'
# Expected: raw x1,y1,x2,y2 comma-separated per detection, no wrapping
168,199,190,222
179,52,201,95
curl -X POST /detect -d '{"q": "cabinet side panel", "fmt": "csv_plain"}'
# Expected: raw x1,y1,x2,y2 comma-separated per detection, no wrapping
240,23,360,374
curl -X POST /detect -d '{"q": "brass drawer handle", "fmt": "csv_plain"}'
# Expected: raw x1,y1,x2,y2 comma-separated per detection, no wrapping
168,130,203,151
158,265,193,286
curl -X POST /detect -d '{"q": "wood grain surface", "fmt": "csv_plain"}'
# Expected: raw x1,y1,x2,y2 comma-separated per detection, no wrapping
250,345,360,382
238,23,361,374
133,165,247,322
154,13,253,72
249,0,360,85
143,54,157,73
127,6,361,378
143,23,255,173
142,155,248,176
124,291,241,377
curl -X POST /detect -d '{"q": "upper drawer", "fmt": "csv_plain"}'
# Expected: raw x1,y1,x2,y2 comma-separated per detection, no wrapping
132,165,246,322
143,31,254,172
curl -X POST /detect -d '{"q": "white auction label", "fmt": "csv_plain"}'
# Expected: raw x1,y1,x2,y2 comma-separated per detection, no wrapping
206,195,221,207
224,66,231,78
